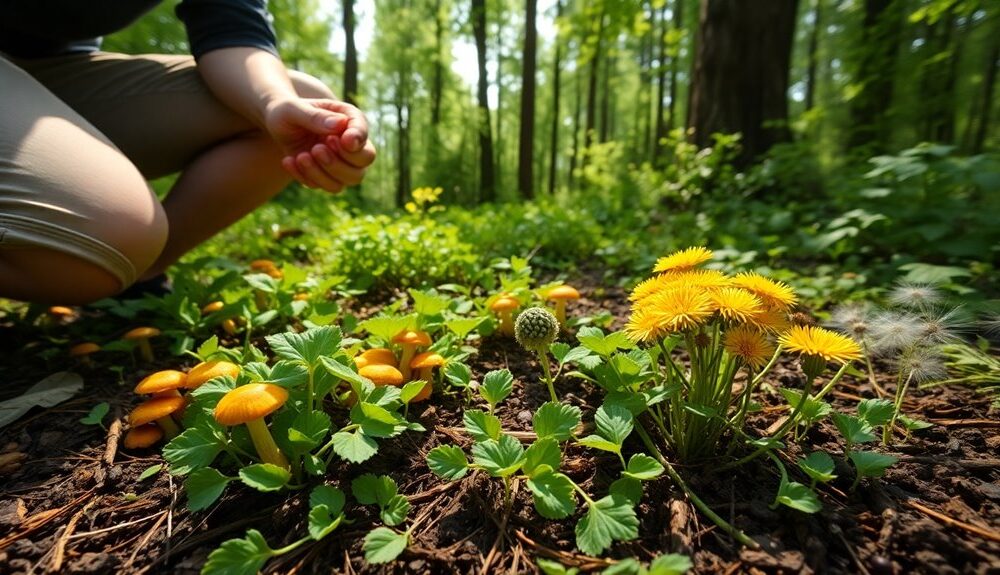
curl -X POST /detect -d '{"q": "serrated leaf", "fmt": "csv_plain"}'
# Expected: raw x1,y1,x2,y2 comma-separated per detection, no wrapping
797,451,836,484
80,402,109,426
331,430,379,463
609,476,643,506
427,445,469,480
480,369,514,407
849,451,898,479
774,479,822,513
446,317,485,339
648,553,694,575
352,474,398,506
624,454,664,480
310,485,346,515
399,381,426,404
779,388,832,423
527,469,576,519
858,398,895,427
595,404,633,446
575,495,640,556
265,326,342,365
381,495,411,526
163,426,224,476
287,410,331,452
363,527,409,564
577,435,621,454
471,434,525,478
532,402,582,442
463,410,502,442
409,289,451,316
359,315,416,343
185,467,231,511
202,529,272,575
523,437,562,477
550,342,572,363
138,464,162,482
238,464,290,492
831,413,876,446
578,327,635,357
443,362,472,388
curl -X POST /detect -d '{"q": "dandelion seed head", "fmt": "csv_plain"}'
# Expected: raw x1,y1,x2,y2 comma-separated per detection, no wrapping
916,306,970,345
869,311,923,355
895,348,948,384
888,282,943,309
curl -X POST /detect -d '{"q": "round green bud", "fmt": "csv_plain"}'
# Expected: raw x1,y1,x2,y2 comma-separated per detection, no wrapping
515,307,559,352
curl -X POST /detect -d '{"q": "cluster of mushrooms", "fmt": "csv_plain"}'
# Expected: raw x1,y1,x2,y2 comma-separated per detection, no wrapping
352,329,444,403
489,284,580,336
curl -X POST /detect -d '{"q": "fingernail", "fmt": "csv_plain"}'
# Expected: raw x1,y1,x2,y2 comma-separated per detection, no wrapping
323,117,339,129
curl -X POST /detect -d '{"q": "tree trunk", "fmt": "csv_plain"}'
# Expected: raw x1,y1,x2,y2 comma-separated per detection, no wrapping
431,0,444,125
847,0,903,152
584,7,605,153
395,76,411,207
804,0,821,112
495,0,504,193
599,49,613,143
343,0,358,104
687,0,799,166
472,0,496,202
518,0,538,199
653,1,669,165
971,17,999,153
569,64,582,189
547,0,563,195
666,0,683,133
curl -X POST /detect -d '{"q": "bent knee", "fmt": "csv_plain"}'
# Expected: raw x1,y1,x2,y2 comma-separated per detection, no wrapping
289,70,335,100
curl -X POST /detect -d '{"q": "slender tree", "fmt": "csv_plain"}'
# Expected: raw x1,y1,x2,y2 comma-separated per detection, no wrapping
847,0,904,152
547,0,564,194
343,0,358,104
804,0,821,112
970,14,999,153
472,0,497,201
518,0,538,198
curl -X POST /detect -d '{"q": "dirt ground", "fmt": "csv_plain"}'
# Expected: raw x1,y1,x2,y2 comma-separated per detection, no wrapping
1,287,998,574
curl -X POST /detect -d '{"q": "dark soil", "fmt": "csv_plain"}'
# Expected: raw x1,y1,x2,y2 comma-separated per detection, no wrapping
1,285,998,575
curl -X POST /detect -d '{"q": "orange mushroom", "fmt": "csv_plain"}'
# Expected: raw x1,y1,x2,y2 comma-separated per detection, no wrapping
134,370,188,398
69,342,100,367
186,361,241,389
490,296,520,337
124,327,161,362
124,424,164,449
214,384,290,469
201,301,224,315
546,285,580,328
354,348,398,370
391,330,431,380
359,364,405,388
130,396,185,439
409,351,445,402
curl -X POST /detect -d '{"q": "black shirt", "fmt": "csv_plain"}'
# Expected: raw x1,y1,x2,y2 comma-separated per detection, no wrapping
0,0,278,59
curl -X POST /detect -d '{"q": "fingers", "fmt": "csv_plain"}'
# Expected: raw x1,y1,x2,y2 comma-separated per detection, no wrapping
311,143,367,186
290,100,347,136
294,152,345,194
282,156,317,188
311,100,369,152
325,135,377,169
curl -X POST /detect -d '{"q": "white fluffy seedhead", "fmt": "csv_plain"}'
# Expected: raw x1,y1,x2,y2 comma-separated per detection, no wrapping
887,282,943,310
916,306,971,346
894,347,948,384
869,311,923,356
827,302,875,343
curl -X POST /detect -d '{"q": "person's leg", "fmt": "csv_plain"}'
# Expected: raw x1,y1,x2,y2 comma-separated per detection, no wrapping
17,53,336,278
0,57,168,304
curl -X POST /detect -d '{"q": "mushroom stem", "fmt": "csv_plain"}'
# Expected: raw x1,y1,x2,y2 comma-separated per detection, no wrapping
498,310,514,336
398,345,416,380
419,367,433,382
156,416,181,439
553,301,567,328
137,340,154,362
245,418,290,470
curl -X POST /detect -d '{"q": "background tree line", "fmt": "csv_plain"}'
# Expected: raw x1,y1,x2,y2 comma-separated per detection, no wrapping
107,0,998,207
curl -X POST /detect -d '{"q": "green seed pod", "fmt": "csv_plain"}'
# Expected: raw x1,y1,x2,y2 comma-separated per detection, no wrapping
515,307,559,352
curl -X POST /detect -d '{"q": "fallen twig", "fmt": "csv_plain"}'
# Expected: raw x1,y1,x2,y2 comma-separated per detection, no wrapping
905,500,1000,543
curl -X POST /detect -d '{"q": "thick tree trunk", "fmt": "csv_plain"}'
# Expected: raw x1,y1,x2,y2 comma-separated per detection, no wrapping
518,0,538,199
847,0,903,152
343,0,358,104
687,0,799,166
472,0,496,201
547,0,563,195
804,0,821,112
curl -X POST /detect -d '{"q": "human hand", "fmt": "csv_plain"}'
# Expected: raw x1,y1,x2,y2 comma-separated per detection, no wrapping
263,98,376,193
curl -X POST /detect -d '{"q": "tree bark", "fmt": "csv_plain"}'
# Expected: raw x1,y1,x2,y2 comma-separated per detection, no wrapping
343,0,358,104
653,1,669,165
804,0,821,112
666,0,683,133
584,7,605,153
971,17,999,153
847,0,903,152
547,0,564,194
431,0,445,125
518,0,538,199
687,0,799,166
472,0,496,202
569,61,582,189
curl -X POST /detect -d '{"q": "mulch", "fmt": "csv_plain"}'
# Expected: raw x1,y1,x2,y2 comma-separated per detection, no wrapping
0,284,998,574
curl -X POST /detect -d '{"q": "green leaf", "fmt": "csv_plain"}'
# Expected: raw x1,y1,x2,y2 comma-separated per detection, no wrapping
537,558,580,575
427,445,469,480
849,451,898,479
523,437,562,477
550,342,572,364
184,467,231,511
331,430,379,463
774,478,822,513
163,426,224,476
602,558,643,575
409,289,451,316
138,464,162,482
202,529,273,575
363,527,409,564
319,356,371,391
797,451,837,484
577,435,621,454
380,494,411,527
399,381,426,404
858,398,895,427
609,476,643,506
480,369,514,408
265,326,342,365
359,315,416,343
578,327,635,357
648,553,694,575
575,495,640,556
309,485,346,515
778,388,832,423
238,464,291,492
898,263,971,285
527,469,576,519
446,317,485,339
463,410,502,442
595,404,634,446
624,454,664,481
532,402,582,442
308,505,345,541
831,413,877,446
443,362,472,388
471,434,525,478
287,410,331,452
80,402,109,426
898,414,933,431
0,372,83,429
303,454,326,476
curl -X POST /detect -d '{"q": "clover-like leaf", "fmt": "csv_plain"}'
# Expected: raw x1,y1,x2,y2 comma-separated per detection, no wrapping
463,410,502,442
858,398,895,427
471,434,525,478
363,527,409,564
523,437,562,477
426,445,469,480
533,402,582,442
239,463,291,492
184,467,231,512
527,469,576,519
849,451,898,480
797,451,836,485
831,413,877,446
480,369,514,408
624,454,664,481
774,477,822,513
80,402,109,426
163,425,225,476
331,429,379,463
202,529,273,575
595,403,634,446
575,495,640,556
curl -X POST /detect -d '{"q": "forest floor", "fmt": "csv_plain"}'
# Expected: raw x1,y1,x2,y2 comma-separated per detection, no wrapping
0,283,998,574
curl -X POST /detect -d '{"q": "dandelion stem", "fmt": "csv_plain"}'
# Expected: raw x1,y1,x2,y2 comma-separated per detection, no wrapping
537,351,558,403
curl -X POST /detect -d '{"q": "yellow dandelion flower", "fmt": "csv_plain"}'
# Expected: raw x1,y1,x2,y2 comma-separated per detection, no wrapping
749,307,791,334
778,325,862,364
724,325,775,370
709,288,763,324
626,286,714,341
652,247,714,274
630,269,732,302
732,272,797,311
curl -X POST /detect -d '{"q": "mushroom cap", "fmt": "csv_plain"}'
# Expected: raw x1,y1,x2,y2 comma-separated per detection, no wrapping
123,424,164,449
214,383,288,426
490,296,520,312
124,327,161,340
359,364,405,387
130,396,186,426
546,285,580,301
48,306,75,317
410,351,445,369
187,361,241,388
201,301,224,314
70,342,100,357
391,329,431,347
249,259,277,272
293,292,310,301
134,370,188,394
354,348,398,369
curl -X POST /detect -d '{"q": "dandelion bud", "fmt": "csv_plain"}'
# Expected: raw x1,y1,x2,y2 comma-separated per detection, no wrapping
515,307,559,352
